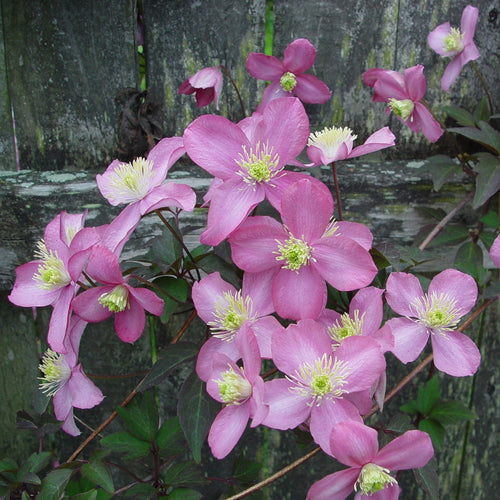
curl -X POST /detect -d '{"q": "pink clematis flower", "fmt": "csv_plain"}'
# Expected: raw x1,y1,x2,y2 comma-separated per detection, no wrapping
205,331,268,459
363,65,443,143
179,66,223,109
307,126,395,166
246,38,331,109
72,245,164,343
96,136,196,251
193,271,283,379
490,233,500,270
229,178,378,320
307,420,434,500
428,5,480,92
38,317,103,436
8,211,99,353
385,269,480,376
262,320,386,454
183,97,319,246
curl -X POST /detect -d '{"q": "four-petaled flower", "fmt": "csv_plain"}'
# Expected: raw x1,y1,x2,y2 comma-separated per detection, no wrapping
428,5,480,92
179,66,223,109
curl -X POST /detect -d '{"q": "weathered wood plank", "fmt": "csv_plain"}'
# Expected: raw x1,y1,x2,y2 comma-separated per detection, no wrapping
143,0,266,137
1,0,139,171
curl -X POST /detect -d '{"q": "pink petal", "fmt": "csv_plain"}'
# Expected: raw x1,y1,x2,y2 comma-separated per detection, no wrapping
350,287,384,335
128,285,164,316
246,53,284,80
403,65,426,102
72,286,113,323
61,408,81,436
251,316,283,358
208,404,250,459
272,266,327,320
461,6,479,43
385,317,429,363
86,245,124,285
47,284,76,353
311,237,377,291
490,234,500,268
280,178,333,242
257,81,290,109
307,468,360,500
192,272,237,323
294,73,332,103
147,136,186,183
100,203,141,255
283,38,316,73
330,420,379,466
242,271,274,316
140,182,196,214
348,127,395,159
335,221,374,251
371,73,407,101
431,331,481,376
114,297,146,343
428,269,477,317
412,103,444,142
375,430,434,470
385,272,424,316
196,337,240,381
68,365,104,409
428,22,453,56
235,328,261,381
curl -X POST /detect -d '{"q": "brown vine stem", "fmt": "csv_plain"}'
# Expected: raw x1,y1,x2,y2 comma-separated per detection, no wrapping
227,297,495,499
418,190,475,251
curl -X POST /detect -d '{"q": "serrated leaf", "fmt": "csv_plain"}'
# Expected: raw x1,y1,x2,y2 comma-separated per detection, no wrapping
413,457,440,500
162,461,209,488
232,456,262,484
400,401,419,415
139,342,198,391
178,370,219,463
441,105,475,127
100,432,151,459
428,400,476,425
416,375,441,415
81,460,114,494
37,468,74,500
156,417,187,456
167,487,202,500
454,241,484,280
116,392,159,442
419,418,446,450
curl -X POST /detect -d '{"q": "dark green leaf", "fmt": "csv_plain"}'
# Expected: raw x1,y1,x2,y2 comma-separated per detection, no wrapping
81,459,114,494
479,229,497,250
441,105,475,127
448,125,499,154
0,458,17,473
420,224,469,248
178,370,219,463
123,482,157,498
100,431,151,459
37,468,74,500
477,121,500,154
385,413,413,433
479,210,499,228
21,492,32,500
419,418,446,449
21,451,52,475
413,457,440,500
428,400,476,425
454,241,484,281
369,247,391,270
416,375,441,415
70,490,98,500
145,222,183,272
473,98,490,125
162,461,208,488
16,471,41,486
116,392,159,442
139,342,198,391
167,487,203,500
425,155,463,191
154,276,190,323
156,417,187,456
196,253,241,288
232,456,262,484
400,401,419,415
481,282,500,300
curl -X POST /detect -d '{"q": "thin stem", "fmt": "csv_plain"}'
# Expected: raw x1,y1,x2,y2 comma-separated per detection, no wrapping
130,273,186,304
171,309,197,344
330,161,343,221
219,64,246,118
418,190,475,251
471,61,494,114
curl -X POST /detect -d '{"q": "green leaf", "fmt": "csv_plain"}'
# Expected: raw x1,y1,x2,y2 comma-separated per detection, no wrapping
154,276,190,323
232,456,262,484
178,370,219,463
473,98,491,125
448,124,500,154
400,401,419,415
0,457,18,473
418,418,446,449
454,241,484,281
123,482,157,498
139,342,198,391
416,375,441,415
20,451,52,476
116,392,159,442
479,229,497,250
479,210,499,228
413,457,440,500
473,152,500,208
167,487,203,500
424,154,463,191
145,222,183,272
477,121,500,153
156,417,187,456
37,468,74,500
384,413,413,433
81,459,114,494
196,253,241,288
100,431,151,459
162,461,209,488
16,471,41,486
441,105,475,127
70,490,98,500
420,224,469,248
428,400,476,426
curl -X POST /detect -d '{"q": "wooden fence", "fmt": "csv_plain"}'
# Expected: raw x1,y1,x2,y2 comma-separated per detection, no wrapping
0,0,499,498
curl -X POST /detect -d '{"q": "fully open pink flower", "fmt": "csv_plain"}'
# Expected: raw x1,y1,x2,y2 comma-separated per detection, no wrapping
385,269,480,376
183,97,317,246
206,332,268,459
229,178,378,320
307,126,395,166
363,65,443,143
307,420,434,499
179,66,223,109
428,5,480,92
72,245,164,343
246,38,331,109
262,320,386,454
38,317,103,436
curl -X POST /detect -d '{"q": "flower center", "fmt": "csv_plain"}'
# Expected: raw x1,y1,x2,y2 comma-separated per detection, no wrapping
216,365,252,405
33,241,71,290
388,98,415,121
288,353,351,405
275,235,314,272
409,292,461,335
236,141,282,187
280,71,297,92
98,285,130,313
443,27,464,54
308,126,356,161
39,349,71,396
355,463,398,496
107,157,154,204
207,290,254,341
328,310,365,343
